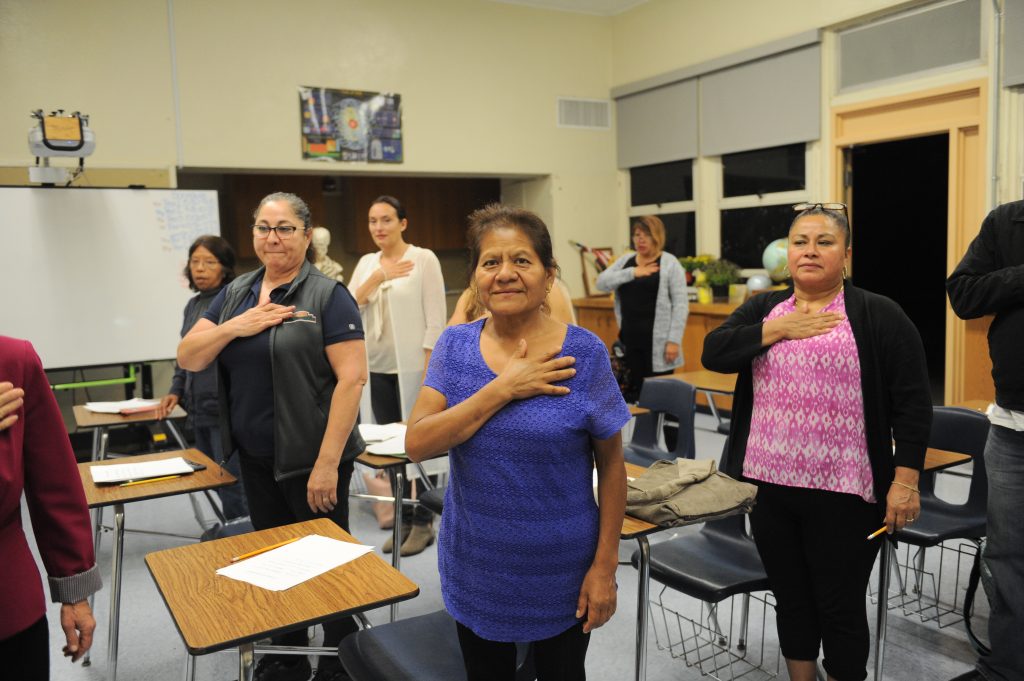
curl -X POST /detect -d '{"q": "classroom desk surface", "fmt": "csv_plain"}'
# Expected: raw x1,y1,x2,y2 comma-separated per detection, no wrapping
668,369,738,395
628,405,651,417
924,447,972,472
78,448,236,681
72,404,187,429
146,517,419,661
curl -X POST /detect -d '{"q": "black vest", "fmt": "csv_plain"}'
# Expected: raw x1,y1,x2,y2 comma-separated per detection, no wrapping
217,261,365,480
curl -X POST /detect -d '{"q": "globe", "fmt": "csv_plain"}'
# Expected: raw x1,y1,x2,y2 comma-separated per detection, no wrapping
762,238,789,282
746,273,771,292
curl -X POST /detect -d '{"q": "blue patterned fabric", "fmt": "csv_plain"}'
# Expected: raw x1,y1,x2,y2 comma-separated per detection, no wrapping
424,319,631,642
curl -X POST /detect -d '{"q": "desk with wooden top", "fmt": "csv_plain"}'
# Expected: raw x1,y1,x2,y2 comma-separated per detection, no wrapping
78,449,237,681
146,517,419,681
621,462,664,681
73,404,189,462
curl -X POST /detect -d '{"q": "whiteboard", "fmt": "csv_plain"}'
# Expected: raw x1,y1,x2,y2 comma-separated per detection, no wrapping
0,187,220,369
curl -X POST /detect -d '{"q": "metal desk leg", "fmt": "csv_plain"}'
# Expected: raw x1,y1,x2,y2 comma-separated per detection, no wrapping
874,540,892,681
704,392,724,426
387,467,405,622
165,420,223,530
239,642,255,681
635,536,650,681
108,503,125,681
99,429,110,461
183,649,196,681
91,428,101,462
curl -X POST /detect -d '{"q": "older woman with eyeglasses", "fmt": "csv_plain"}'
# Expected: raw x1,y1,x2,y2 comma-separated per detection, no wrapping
178,192,366,681
703,202,931,681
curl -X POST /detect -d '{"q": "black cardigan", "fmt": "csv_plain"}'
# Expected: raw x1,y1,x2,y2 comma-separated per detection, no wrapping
702,283,932,517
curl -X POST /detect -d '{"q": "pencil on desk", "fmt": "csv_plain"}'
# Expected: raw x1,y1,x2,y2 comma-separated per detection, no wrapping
866,526,888,541
119,474,182,487
230,536,302,564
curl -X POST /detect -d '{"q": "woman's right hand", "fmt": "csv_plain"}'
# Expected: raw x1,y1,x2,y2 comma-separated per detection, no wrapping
226,302,295,338
0,382,24,432
633,262,660,278
496,339,576,400
762,309,844,345
379,260,414,283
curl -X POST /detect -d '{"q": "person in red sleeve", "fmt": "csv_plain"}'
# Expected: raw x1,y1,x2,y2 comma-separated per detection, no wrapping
0,336,101,680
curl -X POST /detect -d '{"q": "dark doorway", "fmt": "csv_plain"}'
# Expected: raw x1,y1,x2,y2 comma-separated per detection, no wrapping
849,134,948,403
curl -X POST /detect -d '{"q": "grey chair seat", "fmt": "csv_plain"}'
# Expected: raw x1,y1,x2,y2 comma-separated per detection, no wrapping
419,486,446,515
897,500,986,546
338,610,533,681
631,513,769,604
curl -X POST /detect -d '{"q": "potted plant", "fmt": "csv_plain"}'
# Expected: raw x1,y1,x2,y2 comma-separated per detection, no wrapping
702,258,740,300
678,254,714,285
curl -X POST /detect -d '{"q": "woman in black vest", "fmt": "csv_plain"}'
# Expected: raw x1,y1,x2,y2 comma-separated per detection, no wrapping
177,192,366,681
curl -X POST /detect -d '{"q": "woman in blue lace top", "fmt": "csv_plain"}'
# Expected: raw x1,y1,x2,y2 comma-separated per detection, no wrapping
406,204,630,681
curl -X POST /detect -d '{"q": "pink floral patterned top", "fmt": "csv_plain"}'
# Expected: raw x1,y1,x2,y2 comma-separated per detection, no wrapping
743,291,875,502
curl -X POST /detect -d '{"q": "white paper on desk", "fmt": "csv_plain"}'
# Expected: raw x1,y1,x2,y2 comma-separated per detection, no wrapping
90,457,194,484
366,436,407,456
358,423,406,443
84,398,161,414
216,534,374,591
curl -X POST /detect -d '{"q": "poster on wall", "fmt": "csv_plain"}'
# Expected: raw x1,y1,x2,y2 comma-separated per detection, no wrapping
299,86,403,163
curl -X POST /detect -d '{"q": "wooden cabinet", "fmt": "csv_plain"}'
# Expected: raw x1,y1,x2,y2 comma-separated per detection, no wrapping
573,295,739,409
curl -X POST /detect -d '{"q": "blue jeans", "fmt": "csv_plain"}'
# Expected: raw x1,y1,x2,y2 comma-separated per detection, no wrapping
978,425,1024,681
194,424,248,520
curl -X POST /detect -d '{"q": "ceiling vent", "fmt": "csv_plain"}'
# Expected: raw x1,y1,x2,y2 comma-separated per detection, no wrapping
557,97,611,129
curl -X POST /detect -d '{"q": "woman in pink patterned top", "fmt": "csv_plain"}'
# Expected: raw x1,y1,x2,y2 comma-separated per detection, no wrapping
703,204,932,681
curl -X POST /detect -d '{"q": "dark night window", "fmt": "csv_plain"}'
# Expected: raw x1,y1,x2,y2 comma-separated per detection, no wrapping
630,160,694,206
720,204,793,268
722,144,805,198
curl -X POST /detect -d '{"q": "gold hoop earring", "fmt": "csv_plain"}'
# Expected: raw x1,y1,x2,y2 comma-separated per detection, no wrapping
782,264,791,278
843,266,849,279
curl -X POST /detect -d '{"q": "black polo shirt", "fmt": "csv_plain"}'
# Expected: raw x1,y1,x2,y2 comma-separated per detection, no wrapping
203,276,363,457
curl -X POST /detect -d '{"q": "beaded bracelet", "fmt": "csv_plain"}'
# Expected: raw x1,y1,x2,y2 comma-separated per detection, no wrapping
891,480,920,494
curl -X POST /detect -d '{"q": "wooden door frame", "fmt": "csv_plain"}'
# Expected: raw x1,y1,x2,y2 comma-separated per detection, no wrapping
831,79,990,404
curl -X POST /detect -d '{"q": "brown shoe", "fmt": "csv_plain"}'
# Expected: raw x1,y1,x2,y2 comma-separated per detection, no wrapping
382,524,411,554
400,522,435,556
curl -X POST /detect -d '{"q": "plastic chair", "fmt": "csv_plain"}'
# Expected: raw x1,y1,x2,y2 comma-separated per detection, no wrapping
337,609,534,681
625,378,697,466
894,406,989,610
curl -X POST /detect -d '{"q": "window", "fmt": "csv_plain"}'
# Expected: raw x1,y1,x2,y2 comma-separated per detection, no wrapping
626,212,696,258
722,144,805,198
720,205,793,268
630,160,693,206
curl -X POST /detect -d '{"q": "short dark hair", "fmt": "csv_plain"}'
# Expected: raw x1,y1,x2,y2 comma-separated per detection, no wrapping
791,206,852,247
254,192,312,228
466,204,558,280
183,235,236,292
370,195,406,221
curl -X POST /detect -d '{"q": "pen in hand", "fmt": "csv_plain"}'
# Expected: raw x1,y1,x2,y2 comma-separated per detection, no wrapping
229,536,302,564
866,526,888,541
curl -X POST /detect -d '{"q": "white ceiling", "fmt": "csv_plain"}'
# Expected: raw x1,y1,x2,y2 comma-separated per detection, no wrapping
489,0,649,17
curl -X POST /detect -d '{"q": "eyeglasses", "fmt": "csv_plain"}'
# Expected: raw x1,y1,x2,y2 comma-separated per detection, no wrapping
793,202,849,219
252,224,305,238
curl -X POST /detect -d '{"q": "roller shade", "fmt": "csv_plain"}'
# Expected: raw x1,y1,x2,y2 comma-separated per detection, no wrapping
616,78,697,169
1007,0,1024,87
699,44,821,158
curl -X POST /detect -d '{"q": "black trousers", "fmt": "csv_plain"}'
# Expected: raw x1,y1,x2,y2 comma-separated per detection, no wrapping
456,620,591,681
238,452,359,665
750,481,881,681
619,340,676,451
370,372,433,524
2,615,48,681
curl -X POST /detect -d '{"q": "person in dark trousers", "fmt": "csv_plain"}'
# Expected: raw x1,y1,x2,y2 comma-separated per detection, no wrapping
158,235,248,521
703,203,931,681
946,199,1024,681
178,192,366,681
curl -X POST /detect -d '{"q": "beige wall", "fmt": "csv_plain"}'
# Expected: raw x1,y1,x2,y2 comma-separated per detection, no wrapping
2,0,620,297
609,0,920,88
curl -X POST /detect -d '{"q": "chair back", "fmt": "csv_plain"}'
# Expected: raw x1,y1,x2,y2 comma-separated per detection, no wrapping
927,406,990,513
633,378,697,460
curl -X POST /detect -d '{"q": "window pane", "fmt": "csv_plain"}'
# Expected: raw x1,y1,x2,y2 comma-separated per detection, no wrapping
630,160,693,206
627,212,695,258
722,143,805,197
720,205,793,268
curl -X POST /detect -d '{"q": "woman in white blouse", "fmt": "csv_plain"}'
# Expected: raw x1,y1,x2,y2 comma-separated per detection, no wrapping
350,195,447,555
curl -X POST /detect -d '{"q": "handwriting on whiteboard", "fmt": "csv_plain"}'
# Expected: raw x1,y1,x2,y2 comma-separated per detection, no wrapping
155,193,220,252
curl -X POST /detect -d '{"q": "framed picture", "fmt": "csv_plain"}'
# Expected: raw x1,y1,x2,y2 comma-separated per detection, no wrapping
580,247,613,296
